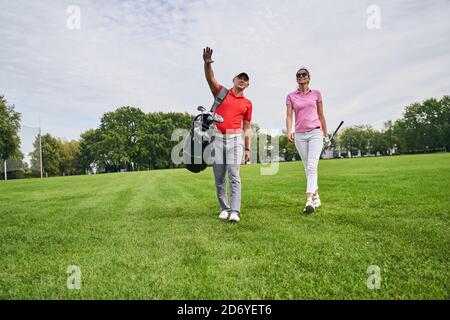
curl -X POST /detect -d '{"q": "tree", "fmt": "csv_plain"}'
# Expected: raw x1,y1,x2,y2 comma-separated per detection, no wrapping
79,108,193,172
29,133,64,176
252,123,262,163
441,95,450,151
59,140,81,175
340,125,383,156
99,106,146,171
142,113,174,169
279,134,299,161
340,127,362,156
0,95,21,180
141,112,192,169
0,151,26,180
395,96,450,152
79,128,103,173
370,130,389,155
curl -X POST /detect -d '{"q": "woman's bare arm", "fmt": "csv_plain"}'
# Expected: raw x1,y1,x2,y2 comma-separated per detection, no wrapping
286,104,294,142
317,101,328,136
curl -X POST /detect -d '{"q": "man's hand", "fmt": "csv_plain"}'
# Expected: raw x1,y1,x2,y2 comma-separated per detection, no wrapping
288,132,295,142
203,47,214,64
203,47,219,94
244,150,251,163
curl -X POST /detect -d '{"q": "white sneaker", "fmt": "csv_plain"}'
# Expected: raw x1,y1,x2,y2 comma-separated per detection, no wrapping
313,195,321,208
229,211,240,222
303,199,315,214
219,210,229,220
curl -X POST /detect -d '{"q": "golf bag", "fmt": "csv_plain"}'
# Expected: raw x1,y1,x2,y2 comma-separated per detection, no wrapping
183,87,228,173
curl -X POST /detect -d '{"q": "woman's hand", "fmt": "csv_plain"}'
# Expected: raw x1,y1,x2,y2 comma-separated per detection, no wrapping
288,132,295,142
323,136,331,148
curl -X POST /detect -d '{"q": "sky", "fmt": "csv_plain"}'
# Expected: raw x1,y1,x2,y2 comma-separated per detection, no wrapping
1,0,449,159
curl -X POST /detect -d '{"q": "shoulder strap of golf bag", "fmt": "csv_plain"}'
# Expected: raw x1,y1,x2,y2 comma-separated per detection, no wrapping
210,86,229,112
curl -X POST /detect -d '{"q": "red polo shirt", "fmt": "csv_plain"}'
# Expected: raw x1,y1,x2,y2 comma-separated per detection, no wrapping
213,85,253,134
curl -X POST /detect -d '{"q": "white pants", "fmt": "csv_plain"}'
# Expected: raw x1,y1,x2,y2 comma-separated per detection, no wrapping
294,128,324,194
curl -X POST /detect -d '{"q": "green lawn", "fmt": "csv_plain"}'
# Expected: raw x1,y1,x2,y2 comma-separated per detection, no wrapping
0,153,449,299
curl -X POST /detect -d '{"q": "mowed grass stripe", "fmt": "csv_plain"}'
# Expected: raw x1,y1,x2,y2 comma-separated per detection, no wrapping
0,153,449,299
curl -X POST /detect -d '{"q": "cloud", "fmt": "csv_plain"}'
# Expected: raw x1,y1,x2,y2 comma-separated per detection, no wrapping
0,0,449,147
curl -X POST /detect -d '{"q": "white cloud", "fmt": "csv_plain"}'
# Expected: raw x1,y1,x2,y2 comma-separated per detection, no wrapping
0,0,449,147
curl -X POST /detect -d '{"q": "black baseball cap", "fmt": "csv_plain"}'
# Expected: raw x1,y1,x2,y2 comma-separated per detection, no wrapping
235,72,249,81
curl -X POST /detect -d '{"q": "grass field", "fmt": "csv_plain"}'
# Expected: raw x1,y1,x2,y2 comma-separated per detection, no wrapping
0,153,449,299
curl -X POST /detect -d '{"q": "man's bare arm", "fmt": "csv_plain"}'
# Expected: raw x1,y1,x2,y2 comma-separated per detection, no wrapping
203,47,220,95
243,120,252,157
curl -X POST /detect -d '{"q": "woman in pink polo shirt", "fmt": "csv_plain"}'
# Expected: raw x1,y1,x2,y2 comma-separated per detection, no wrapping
285,67,330,214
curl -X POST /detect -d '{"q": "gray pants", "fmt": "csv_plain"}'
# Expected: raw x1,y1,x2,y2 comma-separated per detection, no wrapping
212,134,244,213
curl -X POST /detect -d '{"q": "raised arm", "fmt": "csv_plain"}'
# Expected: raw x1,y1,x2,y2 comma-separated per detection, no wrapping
203,47,220,95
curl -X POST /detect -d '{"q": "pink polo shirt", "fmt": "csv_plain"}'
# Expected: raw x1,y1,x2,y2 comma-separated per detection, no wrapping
286,89,322,133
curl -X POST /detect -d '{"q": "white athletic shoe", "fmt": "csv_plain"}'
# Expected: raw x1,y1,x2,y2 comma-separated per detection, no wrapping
313,195,321,208
303,199,315,214
229,211,240,222
219,210,229,220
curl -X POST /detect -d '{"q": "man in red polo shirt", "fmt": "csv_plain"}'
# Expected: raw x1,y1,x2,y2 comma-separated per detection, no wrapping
203,47,252,223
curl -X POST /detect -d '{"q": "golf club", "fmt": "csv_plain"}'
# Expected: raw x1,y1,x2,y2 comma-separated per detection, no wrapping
321,120,344,158
330,120,344,142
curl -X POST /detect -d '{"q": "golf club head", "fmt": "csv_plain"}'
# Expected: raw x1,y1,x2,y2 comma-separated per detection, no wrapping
204,114,214,126
197,106,206,112
213,113,224,123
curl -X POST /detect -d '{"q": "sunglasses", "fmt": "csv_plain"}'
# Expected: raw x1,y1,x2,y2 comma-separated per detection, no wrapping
296,72,309,78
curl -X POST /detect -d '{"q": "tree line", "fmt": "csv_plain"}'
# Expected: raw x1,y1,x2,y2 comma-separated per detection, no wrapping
1,95,22,179
1,95,449,179
26,107,193,177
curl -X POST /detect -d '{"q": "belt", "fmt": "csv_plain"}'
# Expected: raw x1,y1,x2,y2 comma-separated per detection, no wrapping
296,127,322,134
214,131,242,138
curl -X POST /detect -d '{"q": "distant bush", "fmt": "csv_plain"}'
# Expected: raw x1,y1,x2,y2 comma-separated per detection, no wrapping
6,169,25,180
